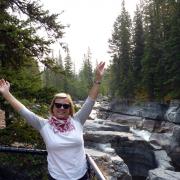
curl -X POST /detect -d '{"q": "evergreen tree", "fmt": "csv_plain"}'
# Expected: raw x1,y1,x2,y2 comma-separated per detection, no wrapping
64,48,76,94
83,48,93,89
78,48,93,98
162,0,180,99
141,0,180,100
109,0,133,98
141,0,163,100
0,0,65,70
42,51,65,91
64,49,73,78
132,4,145,96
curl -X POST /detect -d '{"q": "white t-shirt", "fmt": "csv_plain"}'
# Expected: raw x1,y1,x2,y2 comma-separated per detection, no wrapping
19,97,95,180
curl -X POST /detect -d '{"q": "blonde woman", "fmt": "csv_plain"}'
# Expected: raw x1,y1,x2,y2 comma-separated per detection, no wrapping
0,62,105,180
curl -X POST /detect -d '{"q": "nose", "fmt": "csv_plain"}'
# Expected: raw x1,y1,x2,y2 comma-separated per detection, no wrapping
60,106,64,109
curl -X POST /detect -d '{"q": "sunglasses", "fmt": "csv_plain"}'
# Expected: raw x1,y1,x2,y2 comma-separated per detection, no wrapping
54,103,71,109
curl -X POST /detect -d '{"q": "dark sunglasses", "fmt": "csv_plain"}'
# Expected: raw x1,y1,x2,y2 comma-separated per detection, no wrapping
54,103,71,109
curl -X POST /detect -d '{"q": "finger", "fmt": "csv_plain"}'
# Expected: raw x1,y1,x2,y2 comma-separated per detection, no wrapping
97,61,103,68
99,61,104,67
0,79,4,83
99,62,105,70
0,79,4,87
5,81,10,87
0,79,5,85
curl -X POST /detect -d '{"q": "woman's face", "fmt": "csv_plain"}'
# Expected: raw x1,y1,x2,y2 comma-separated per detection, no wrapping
52,97,71,119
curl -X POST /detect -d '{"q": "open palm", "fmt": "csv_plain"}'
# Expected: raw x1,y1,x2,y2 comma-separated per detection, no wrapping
95,61,105,81
0,79,10,94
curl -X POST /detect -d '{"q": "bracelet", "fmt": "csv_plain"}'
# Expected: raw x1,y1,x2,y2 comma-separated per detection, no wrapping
94,80,101,84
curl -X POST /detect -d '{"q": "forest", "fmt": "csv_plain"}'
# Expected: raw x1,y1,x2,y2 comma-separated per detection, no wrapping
0,0,179,178
0,0,179,103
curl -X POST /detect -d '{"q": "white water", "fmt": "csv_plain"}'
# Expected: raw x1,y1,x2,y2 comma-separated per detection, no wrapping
130,128,151,141
97,143,115,153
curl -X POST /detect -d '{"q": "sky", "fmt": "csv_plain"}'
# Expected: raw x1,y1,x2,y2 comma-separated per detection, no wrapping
40,0,139,72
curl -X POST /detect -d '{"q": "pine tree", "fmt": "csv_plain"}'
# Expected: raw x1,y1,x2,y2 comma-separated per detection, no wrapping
64,48,75,93
132,4,145,95
83,48,93,89
64,48,73,78
141,0,163,100
78,48,93,97
109,0,133,98
162,0,180,99
0,0,65,69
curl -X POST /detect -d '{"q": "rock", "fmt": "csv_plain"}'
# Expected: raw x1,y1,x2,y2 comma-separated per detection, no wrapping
110,100,168,120
165,100,180,124
84,130,158,178
84,120,114,131
85,148,132,180
85,118,130,132
140,102,167,120
84,97,180,179
141,119,156,132
104,121,130,132
149,133,173,149
154,150,174,170
168,126,180,169
149,126,180,170
147,168,180,180
107,113,142,127
84,130,134,144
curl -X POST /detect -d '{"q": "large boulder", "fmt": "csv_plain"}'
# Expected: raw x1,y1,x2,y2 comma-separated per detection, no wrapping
149,125,180,169
86,148,132,180
154,150,174,170
84,119,130,132
165,100,180,124
147,168,180,180
110,99,168,120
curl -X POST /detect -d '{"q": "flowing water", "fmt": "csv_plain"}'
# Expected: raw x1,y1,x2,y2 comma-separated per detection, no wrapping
130,127,151,141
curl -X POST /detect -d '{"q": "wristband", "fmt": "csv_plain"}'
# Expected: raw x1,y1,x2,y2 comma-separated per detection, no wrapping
94,80,101,84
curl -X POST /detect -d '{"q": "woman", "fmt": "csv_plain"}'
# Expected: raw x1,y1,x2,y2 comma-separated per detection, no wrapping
0,62,105,180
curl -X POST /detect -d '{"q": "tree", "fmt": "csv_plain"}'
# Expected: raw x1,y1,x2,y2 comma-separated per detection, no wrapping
80,48,93,87
63,48,78,95
77,48,93,98
162,0,180,99
109,0,133,98
132,4,145,95
141,0,180,100
0,0,65,70
141,0,163,100
64,48,73,78
42,50,65,91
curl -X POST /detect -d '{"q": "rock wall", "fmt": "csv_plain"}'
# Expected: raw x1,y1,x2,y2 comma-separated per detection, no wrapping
84,97,180,180
110,99,180,124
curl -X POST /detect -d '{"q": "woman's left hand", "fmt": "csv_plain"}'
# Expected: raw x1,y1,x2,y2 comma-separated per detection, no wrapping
95,61,105,82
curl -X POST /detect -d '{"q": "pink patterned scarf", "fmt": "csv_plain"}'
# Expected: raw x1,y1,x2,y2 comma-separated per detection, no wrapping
48,116,75,133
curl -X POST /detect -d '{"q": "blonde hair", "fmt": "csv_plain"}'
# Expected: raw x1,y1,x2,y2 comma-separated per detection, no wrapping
49,93,75,116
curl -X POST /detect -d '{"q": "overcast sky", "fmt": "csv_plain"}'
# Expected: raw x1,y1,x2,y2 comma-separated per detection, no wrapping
40,0,139,72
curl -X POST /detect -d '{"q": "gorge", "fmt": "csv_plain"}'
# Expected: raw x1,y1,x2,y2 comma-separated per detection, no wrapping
83,97,180,180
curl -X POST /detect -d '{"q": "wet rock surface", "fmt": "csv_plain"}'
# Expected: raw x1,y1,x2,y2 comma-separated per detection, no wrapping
85,148,132,180
110,99,180,124
148,168,180,180
83,97,180,180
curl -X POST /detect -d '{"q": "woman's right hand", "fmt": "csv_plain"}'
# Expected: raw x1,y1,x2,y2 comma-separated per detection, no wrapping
0,79,24,111
0,79,10,96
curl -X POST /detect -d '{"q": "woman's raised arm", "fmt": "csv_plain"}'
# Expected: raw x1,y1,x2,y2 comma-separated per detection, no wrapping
0,79,25,112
